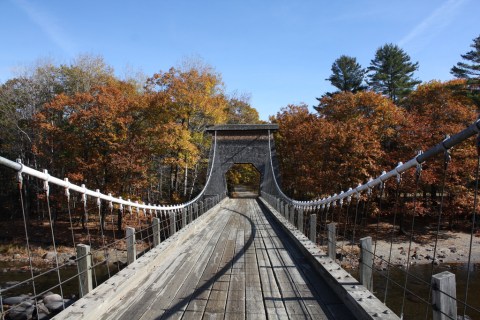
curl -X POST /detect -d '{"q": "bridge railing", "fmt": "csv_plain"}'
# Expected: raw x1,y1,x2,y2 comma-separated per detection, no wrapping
0,154,224,319
263,119,480,320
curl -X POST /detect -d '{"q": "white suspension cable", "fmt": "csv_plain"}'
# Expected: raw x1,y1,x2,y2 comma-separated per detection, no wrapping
0,131,219,211
265,119,480,208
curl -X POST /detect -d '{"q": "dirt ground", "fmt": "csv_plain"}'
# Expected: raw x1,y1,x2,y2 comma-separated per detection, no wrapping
0,213,154,271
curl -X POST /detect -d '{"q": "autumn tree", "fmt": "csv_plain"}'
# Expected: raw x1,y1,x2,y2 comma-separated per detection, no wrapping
57,54,115,95
144,62,228,200
0,55,116,167
0,64,61,165
273,104,329,199
451,34,480,107
0,78,37,161
226,96,261,124
401,80,478,218
326,55,366,93
34,80,147,194
367,44,420,102
318,91,404,189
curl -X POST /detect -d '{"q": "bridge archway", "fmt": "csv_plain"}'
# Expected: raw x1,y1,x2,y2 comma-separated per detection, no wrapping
226,163,261,198
204,124,280,198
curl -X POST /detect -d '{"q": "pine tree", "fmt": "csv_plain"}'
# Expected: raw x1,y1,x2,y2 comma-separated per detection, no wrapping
367,44,420,102
326,55,366,93
451,34,480,107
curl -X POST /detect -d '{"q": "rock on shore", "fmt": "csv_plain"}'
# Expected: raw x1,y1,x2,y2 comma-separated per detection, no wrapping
3,292,74,320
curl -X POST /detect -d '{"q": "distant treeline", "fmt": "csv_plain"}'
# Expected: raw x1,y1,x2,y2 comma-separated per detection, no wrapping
0,55,261,218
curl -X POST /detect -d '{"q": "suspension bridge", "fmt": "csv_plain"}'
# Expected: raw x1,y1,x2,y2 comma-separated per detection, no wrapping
1,123,480,320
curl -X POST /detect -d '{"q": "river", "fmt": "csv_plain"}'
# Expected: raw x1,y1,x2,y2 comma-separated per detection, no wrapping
350,263,480,319
1,262,478,319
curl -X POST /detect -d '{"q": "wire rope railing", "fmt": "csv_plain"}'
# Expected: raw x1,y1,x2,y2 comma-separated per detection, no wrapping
262,119,480,320
0,132,224,319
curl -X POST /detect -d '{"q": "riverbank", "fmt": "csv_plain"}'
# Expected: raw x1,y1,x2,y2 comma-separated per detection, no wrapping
2,223,479,272
372,230,480,268
335,227,480,270
0,243,128,273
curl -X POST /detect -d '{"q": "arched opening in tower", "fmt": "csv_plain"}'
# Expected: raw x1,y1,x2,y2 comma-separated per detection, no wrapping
226,163,261,198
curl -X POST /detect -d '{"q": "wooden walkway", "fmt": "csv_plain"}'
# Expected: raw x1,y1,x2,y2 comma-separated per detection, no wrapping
99,198,354,320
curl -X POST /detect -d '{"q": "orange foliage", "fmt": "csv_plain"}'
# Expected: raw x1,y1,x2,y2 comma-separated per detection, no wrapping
274,84,479,217
274,92,404,199
34,80,148,195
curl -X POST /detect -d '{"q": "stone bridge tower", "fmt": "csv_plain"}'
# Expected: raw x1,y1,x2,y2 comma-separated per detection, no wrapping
204,124,281,198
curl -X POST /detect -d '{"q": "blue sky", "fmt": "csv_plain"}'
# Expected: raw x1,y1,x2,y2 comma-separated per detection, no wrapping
1,0,479,120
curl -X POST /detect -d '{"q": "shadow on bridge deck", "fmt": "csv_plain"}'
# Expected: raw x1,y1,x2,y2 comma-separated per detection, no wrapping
69,198,355,320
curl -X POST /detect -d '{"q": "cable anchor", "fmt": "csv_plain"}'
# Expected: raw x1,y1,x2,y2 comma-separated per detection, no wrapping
81,184,87,207
16,159,23,188
64,178,70,200
443,135,451,168
119,197,124,211
43,169,50,197
367,178,373,196
347,188,353,204
415,150,423,181
395,162,403,184
108,193,113,210
96,189,101,208
127,199,132,216
355,183,362,199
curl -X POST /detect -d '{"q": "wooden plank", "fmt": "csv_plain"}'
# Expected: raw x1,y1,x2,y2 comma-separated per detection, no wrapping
93,198,352,320
101,201,233,320
254,200,329,319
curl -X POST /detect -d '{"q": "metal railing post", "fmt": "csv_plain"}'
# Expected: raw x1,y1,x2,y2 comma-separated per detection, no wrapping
182,207,187,228
298,207,304,233
309,214,317,243
152,217,161,246
432,271,457,320
76,244,92,298
170,210,176,235
359,236,373,291
126,227,136,265
193,203,198,220
327,223,336,260
289,205,295,225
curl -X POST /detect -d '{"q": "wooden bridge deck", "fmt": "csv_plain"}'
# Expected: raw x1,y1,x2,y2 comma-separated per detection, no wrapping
99,198,354,320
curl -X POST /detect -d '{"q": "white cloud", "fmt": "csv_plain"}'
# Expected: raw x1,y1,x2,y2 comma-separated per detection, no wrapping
399,0,468,49
11,0,75,56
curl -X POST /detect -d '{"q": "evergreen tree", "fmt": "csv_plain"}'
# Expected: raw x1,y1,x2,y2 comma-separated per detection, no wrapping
326,55,366,93
367,43,420,102
451,34,480,107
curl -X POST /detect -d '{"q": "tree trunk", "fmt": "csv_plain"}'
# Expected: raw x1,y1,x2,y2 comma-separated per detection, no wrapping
431,184,438,207
117,208,122,233
184,159,188,197
82,205,88,232
159,165,163,200
170,164,174,199
189,164,198,199
174,165,179,193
